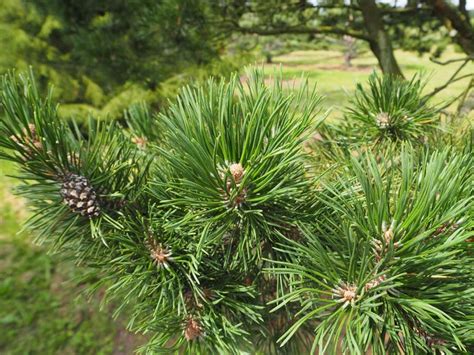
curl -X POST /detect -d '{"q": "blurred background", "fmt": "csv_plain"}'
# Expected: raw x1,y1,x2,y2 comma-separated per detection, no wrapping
0,0,472,353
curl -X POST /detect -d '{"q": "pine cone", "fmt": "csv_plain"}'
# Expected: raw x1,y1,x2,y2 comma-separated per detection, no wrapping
60,173,100,217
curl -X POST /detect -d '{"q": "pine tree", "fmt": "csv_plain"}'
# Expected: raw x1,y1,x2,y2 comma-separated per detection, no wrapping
0,68,472,354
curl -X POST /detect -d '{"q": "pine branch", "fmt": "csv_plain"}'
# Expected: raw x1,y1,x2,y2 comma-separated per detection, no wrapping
271,147,473,353
1,68,472,353
345,72,440,145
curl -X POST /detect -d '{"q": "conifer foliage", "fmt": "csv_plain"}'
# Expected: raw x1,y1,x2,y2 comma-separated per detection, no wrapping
346,73,439,144
0,69,472,354
273,150,473,354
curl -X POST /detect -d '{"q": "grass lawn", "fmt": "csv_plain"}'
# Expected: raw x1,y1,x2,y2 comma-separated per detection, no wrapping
0,160,144,354
264,47,474,119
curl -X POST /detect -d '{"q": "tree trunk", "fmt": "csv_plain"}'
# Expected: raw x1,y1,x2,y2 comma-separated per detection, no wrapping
344,52,353,67
425,0,474,56
343,35,356,67
458,0,468,18
358,0,404,77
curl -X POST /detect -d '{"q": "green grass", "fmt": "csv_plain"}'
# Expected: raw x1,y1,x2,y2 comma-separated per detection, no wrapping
0,160,143,354
0,237,114,354
263,47,474,118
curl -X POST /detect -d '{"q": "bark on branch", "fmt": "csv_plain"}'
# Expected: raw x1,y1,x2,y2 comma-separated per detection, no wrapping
424,57,473,100
235,25,371,42
424,0,474,56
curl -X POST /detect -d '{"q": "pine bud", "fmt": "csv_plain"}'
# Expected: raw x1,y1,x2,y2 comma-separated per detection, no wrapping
229,163,244,183
219,162,248,208
131,136,148,149
312,132,324,142
243,277,253,286
184,316,203,341
148,240,173,269
373,220,399,261
432,221,460,237
376,112,390,129
365,274,386,291
10,123,43,155
333,282,358,308
343,289,356,301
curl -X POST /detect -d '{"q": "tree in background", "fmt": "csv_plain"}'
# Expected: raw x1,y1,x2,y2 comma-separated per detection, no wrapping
0,0,228,120
215,0,404,76
30,0,220,89
2,0,471,117
215,0,473,77
342,35,358,67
